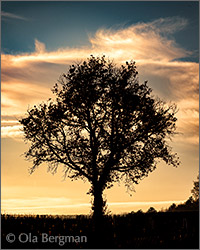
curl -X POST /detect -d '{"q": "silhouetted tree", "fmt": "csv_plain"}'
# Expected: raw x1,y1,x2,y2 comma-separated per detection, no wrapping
136,209,144,214
147,207,157,213
168,203,177,211
191,174,199,201
19,56,179,229
185,196,193,206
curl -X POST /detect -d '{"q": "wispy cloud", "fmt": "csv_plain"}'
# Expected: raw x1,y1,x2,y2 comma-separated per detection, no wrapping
1,124,23,138
90,17,190,62
2,11,28,21
2,197,186,215
35,39,46,54
1,17,198,145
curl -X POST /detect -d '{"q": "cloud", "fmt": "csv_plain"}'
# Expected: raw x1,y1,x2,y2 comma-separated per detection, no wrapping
89,17,191,63
1,17,198,145
1,125,23,139
142,16,188,34
2,197,186,214
2,11,28,21
35,39,46,54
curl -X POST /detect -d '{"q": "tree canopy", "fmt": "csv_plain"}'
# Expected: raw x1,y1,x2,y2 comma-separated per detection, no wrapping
20,55,179,219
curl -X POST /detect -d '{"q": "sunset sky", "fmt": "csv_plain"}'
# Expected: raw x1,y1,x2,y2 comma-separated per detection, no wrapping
1,1,199,215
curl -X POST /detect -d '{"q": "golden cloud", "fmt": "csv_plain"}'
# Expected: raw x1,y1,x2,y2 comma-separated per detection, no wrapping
2,197,186,215
1,17,198,145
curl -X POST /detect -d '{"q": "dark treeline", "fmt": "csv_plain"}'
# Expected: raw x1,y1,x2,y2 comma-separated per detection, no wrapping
1,209,199,249
166,197,199,212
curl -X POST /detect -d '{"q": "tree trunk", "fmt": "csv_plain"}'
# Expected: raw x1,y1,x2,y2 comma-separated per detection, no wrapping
93,186,104,219
91,185,106,247
89,184,115,248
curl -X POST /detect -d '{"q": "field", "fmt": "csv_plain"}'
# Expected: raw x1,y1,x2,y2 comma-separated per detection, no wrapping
1,211,199,249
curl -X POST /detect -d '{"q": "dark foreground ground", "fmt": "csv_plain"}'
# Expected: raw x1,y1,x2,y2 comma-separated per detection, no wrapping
1,211,199,249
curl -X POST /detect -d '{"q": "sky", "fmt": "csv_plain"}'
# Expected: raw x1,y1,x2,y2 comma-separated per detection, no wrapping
1,1,199,215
